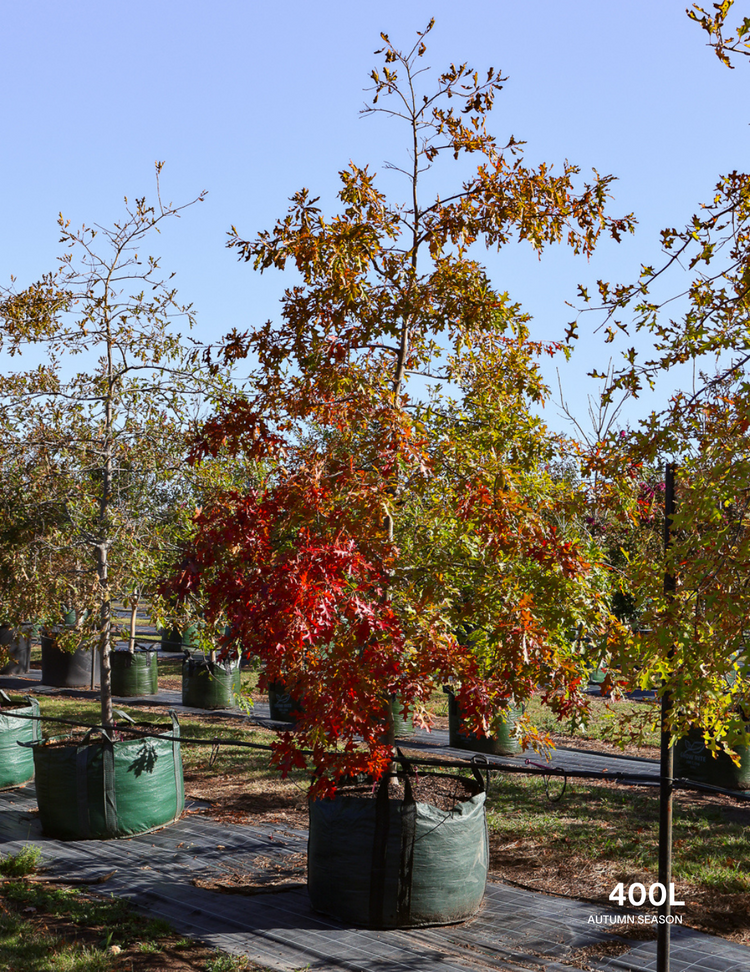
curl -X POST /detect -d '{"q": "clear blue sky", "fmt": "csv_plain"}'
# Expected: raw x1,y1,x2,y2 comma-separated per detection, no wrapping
2,1,747,435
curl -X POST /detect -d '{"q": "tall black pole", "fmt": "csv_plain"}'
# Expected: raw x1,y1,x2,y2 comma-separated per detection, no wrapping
657,461,677,972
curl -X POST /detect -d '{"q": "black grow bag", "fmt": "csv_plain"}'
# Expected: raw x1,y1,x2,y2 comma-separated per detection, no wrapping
308,770,488,928
0,624,31,675
675,727,750,790
182,655,241,709
268,681,304,722
110,649,158,697
41,632,100,688
267,688,415,734
31,712,184,840
446,689,521,756
0,691,40,789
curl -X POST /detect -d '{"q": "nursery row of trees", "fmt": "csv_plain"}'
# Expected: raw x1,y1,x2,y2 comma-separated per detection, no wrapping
2,9,750,791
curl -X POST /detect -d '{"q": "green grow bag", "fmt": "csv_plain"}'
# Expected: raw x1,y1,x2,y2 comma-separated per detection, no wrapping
182,656,241,709
446,689,521,756
62,608,79,627
390,696,415,738
110,649,158,697
308,771,488,928
160,625,199,653
0,692,40,789
674,727,750,790
587,658,608,685
31,712,184,840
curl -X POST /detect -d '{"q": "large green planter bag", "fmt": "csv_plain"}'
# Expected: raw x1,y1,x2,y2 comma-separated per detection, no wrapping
0,692,40,789
675,727,750,790
446,689,521,756
160,625,199,653
182,656,241,709
390,696,415,738
587,657,608,685
32,712,184,840
110,649,158,697
308,771,488,928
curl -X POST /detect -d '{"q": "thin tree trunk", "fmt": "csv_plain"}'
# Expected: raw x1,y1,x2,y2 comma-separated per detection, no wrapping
128,592,139,654
99,291,115,731
98,541,113,730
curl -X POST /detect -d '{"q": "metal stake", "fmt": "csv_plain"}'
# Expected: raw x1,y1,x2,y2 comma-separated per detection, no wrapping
657,461,677,972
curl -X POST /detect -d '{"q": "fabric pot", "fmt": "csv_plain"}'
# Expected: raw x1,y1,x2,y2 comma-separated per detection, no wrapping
41,631,100,688
62,608,78,628
61,608,90,628
31,712,184,840
160,625,199,653
0,624,31,675
587,660,608,685
266,687,415,734
182,655,241,709
446,689,521,756
110,649,159,697
674,726,750,790
268,681,304,722
308,771,488,928
0,691,40,789
390,696,415,738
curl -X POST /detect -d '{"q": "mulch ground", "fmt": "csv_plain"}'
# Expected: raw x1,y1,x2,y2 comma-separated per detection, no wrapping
181,720,750,946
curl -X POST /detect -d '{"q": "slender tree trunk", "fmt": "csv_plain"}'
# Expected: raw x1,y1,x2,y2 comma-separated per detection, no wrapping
98,541,113,729
97,388,114,728
99,297,115,731
382,85,422,769
128,591,139,654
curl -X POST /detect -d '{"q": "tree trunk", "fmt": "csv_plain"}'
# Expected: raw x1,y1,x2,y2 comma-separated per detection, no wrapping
128,592,139,654
99,298,115,731
97,541,113,729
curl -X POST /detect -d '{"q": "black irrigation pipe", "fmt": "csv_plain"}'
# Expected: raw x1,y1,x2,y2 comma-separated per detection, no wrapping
397,752,750,801
4,705,750,803
0,707,281,753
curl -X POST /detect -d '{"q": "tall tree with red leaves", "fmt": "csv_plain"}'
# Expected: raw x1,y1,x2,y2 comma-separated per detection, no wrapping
173,22,633,795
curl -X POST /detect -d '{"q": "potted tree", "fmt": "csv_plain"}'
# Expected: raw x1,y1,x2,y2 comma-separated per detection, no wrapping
109,582,159,697
171,23,630,925
180,624,242,710
581,1,750,854
0,168,216,837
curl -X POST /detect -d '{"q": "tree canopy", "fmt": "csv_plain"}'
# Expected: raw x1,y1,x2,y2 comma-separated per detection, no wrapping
0,168,221,727
570,1,750,753
173,23,634,793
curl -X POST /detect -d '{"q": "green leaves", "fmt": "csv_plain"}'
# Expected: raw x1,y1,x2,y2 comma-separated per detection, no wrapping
0,165,222,727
